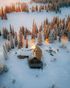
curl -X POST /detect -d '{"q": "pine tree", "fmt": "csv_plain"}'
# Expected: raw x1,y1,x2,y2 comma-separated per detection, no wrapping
44,21,47,40
44,20,49,40
0,30,1,36
10,34,14,49
36,5,38,11
32,6,35,12
37,32,42,45
1,7,7,20
31,20,36,39
3,45,8,60
18,30,24,48
14,32,18,47
2,28,8,39
24,28,27,40
11,4,15,12
5,41,11,52
67,21,70,41
32,20,38,38
10,25,14,38
26,36,28,48
21,3,29,12
49,29,55,43
39,24,42,32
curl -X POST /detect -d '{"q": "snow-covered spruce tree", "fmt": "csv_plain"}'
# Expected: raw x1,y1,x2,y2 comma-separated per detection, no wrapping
1,7,4,19
31,20,38,39
10,25,15,38
21,3,29,12
2,28,8,39
53,24,58,40
0,7,2,17
49,28,55,43
21,26,25,35
26,28,31,35
39,5,45,12
32,20,38,36
0,30,1,36
9,33,14,49
5,41,11,52
32,6,35,12
51,17,59,40
11,4,15,12
18,30,24,49
44,21,47,40
67,21,70,41
58,20,65,42
32,6,39,12
14,32,18,47
15,4,21,12
32,5,39,12
39,24,42,32
44,22,50,41
36,5,38,12
7,32,15,49
1,7,7,20
24,28,27,40
5,5,12,13
37,32,42,45
26,36,28,48
3,45,8,60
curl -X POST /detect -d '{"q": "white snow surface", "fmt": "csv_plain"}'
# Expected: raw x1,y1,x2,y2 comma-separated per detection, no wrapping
0,1,70,88
0,39,70,88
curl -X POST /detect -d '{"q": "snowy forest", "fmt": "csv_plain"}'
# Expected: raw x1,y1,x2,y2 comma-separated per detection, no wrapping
0,0,70,88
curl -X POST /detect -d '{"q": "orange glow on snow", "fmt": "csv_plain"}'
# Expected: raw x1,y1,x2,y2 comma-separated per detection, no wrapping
45,38,49,45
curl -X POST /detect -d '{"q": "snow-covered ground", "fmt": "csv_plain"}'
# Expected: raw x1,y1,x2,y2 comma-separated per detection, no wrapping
0,0,70,88
0,38,70,88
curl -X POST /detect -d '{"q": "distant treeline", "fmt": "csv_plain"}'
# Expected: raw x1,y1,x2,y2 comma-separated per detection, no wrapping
32,0,70,8
0,2,29,20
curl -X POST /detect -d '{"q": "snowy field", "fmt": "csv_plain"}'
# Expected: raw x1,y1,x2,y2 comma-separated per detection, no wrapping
0,39,70,88
0,0,70,88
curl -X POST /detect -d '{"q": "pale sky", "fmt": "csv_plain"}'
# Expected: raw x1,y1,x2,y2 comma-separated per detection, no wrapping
0,0,31,7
